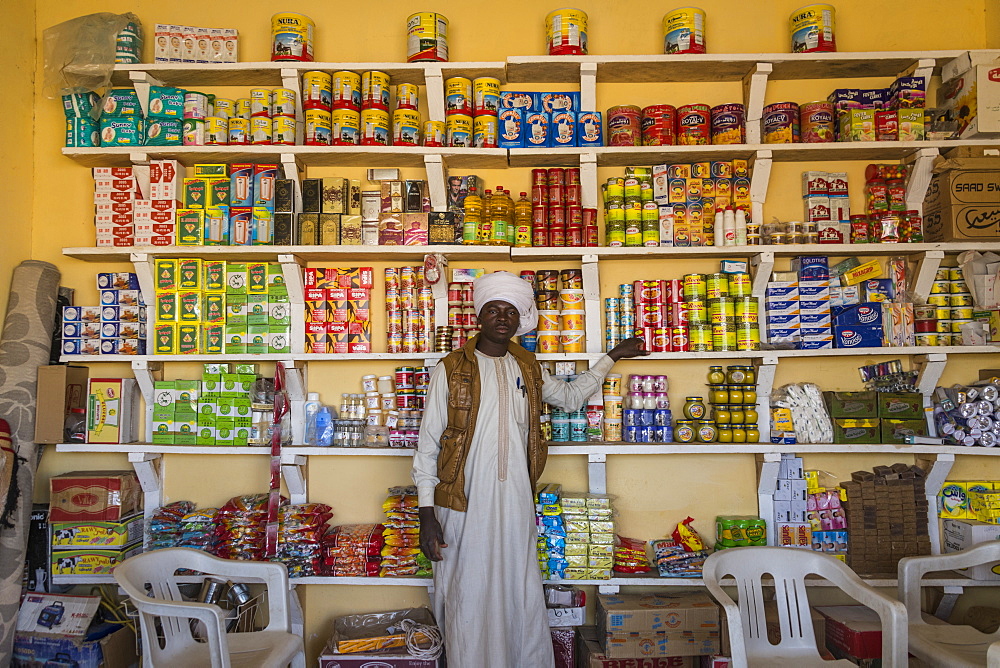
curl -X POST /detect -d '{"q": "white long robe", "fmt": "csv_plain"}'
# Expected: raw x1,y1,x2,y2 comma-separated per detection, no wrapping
413,351,615,668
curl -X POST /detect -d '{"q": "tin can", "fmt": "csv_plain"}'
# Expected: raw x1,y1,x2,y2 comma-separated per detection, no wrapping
392,109,421,146
706,273,729,299
272,116,296,145
546,8,588,55
396,83,419,111
301,71,332,111
709,298,735,324
226,116,249,145
953,307,975,319
734,297,758,323
250,88,272,117
235,98,252,119
182,118,205,146
205,116,228,145
790,4,836,53
663,7,706,54
272,88,297,117
271,12,314,61
446,114,473,148
331,109,360,145
407,12,449,62
950,293,974,306
445,77,473,116
395,366,415,389
711,103,745,144
685,300,707,323
423,120,446,147
607,105,642,146
736,323,761,350
915,333,938,347
676,104,711,145
184,91,210,120
763,102,800,143
729,273,751,297
305,109,332,145
641,105,676,146
689,324,712,351
333,71,362,110
473,115,498,148
683,273,707,301
799,101,835,142
362,71,391,110
473,77,502,116
712,323,737,351
212,98,236,119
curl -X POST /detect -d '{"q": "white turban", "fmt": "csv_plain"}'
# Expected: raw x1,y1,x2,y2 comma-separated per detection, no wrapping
473,271,538,336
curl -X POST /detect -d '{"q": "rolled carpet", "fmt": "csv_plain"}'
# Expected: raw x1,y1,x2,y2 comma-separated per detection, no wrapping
0,260,60,664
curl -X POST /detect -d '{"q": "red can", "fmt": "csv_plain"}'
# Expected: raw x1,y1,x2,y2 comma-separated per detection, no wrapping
549,227,566,247
447,282,462,302
548,181,564,207
665,279,683,302
641,104,676,146
585,225,599,246
566,226,583,247
639,327,655,351
519,270,535,284
532,183,547,206
549,207,566,227
532,206,548,228
565,168,580,184
667,303,684,327
532,227,549,246
676,104,711,145
582,208,598,227
799,101,835,143
607,105,642,146
914,319,937,333
710,103,746,145
547,167,565,186
567,205,583,226
651,328,669,353
531,168,548,185
565,182,581,206
670,327,690,352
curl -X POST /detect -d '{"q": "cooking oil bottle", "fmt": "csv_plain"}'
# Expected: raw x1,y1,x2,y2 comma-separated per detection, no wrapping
462,186,482,244
477,189,493,244
513,192,532,247
490,185,511,246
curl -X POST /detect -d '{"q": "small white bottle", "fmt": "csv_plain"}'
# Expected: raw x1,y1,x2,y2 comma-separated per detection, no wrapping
723,207,737,246
735,209,748,246
304,392,321,446
713,210,725,247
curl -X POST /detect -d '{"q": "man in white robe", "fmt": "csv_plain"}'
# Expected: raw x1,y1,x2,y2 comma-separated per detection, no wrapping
413,271,647,667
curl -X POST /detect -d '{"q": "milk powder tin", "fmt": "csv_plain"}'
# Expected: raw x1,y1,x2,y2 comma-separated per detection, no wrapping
272,116,296,145
333,71,362,110
546,8,588,55
235,98,252,119
607,105,642,146
272,88,297,117
676,104,711,145
763,102,800,143
473,115,498,148
362,71,391,110
446,114,473,148
423,120,445,147
663,7,706,54
205,117,229,145
250,117,271,145
250,88,272,117
790,4,836,53
445,77,473,115
799,101,835,142
182,91,209,120
332,109,361,145
473,77,501,115
407,12,449,62
361,108,390,146
271,12,314,62
182,118,205,146
396,83,419,110
212,97,236,119
392,109,421,145
710,103,745,144
302,71,333,110
227,117,249,144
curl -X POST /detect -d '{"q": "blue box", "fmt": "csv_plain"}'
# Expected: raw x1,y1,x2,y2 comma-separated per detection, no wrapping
99,339,120,354
498,108,524,148
766,300,800,315
100,306,119,322
100,290,119,306
833,302,884,327
766,285,799,299
524,111,550,148
767,327,801,340
799,281,831,298
860,88,889,109
536,91,579,113
253,165,277,209
863,278,894,302
500,91,535,111
62,322,84,338
100,322,120,338
550,110,576,147
768,313,801,327
62,338,83,355
577,111,603,147
230,164,253,207
801,325,833,337
827,89,862,106
792,256,830,280
800,312,832,325
799,299,830,312
834,325,884,348
800,337,834,350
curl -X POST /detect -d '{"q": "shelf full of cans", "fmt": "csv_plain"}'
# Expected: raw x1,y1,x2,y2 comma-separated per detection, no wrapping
933,381,1000,449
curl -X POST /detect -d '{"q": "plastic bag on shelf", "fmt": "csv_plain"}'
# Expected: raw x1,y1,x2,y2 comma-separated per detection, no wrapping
43,12,142,98
771,383,833,444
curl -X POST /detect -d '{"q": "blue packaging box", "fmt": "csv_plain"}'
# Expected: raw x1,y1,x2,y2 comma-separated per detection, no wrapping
524,111,550,148
766,284,799,299
799,280,831,298
863,278,894,302
833,302,884,327
834,325,884,348
253,165,277,209
550,110,576,147
800,312,832,325
100,306,119,322
577,111,603,147
767,327,801,340
766,300,800,316
792,256,830,280
498,108,524,148
536,91,579,113
500,91,535,111
860,88,889,109
800,337,834,350
767,313,801,327
799,299,831,312
230,165,253,207
801,325,833,337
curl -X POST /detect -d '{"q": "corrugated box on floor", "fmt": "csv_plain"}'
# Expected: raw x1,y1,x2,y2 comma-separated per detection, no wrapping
924,157,1000,242
597,593,720,658
942,519,1000,580
49,470,142,522
815,605,883,660
576,626,697,668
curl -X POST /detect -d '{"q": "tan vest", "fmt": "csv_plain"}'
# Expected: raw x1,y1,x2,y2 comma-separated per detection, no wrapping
433,335,546,512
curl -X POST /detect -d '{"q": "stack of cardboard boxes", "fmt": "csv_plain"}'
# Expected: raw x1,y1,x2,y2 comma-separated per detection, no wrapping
152,363,263,446
825,391,927,444
62,273,148,356
304,266,374,353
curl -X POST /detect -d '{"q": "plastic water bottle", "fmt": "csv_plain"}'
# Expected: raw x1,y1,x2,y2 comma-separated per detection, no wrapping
303,392,321,445
315,407,333,447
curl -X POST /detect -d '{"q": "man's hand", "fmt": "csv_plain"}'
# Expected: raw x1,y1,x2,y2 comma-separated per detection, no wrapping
608,336,651,361
418,506,448,561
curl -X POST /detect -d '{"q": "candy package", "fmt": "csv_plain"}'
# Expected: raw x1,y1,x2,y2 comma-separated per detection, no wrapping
613,535,651,573
671,517,706,552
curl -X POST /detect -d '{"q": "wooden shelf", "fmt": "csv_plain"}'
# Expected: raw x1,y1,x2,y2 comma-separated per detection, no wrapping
62,244,512,263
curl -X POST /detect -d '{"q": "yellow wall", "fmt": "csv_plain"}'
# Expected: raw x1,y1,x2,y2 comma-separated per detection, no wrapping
16,0,1000,662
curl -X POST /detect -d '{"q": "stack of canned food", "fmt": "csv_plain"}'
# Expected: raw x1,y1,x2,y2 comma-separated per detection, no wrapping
384,266,434,355
442,76,501,148
933,379,1000,448
607,103,746,147
919,268,976,347
187,87,298,147
435,281,478,352
530,168,599,247
524,269,586,354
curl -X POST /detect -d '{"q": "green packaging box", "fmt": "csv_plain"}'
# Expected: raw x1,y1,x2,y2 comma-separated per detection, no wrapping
833,418,881,444
877,392,924,420
824,391,878,419
247,294,269,325
881,418,928,444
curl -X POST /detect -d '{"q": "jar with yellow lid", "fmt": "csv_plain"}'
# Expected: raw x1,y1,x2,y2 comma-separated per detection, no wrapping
732,424,746,443
726,366,747,384
746,425,760,442
696,420,717,443
709,385,728,405
741,387,757,405
712,406,731,424
683,397,707,420
707,366,725,384
674,420,696,443
727,386,744,405
717,427,733,443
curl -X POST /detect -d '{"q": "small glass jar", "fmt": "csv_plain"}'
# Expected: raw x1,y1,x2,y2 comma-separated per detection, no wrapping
743,407,759,424
746,425,760,443
655,392,670,409
641,375,655,392
675,420,696,443
732,424,747,443
728,386,744,405
653,375,668,392
642,392,657,410
717,427,733,443
726,366,747,384
683,397,707,420
729,405,745,424
696,420,717,443
742,366,756,384
709,385,728,405
713,407,731,424
741,387,757,405
707,365,725,384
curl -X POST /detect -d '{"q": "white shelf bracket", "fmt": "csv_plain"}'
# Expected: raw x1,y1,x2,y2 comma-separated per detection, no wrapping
130,252,156,351
905,148,940,215
581,254,602,353
280,154,304,211
933,586,965,621
128,451,163,547
917,453,954,555
132,359,157,442
915,352,948,438
424,66,446,123
432,271,449,328
750,150,773,226
128,71,163,118
757,452,782,547
754,355,779,437
588,452,607,495
580,152,599,210
424,154,448,211
280,453,308,504
579,62,598,113
598,584,620,595
742,63,772,145
912,250,945,304
280,69,305,146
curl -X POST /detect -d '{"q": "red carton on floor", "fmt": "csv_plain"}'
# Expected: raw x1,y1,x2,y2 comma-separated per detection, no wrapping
815,605,882,660
576,626,697,668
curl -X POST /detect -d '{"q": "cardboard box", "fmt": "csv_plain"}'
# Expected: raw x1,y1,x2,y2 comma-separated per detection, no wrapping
34,365,89,443
49,471,141,522
317,653,440,668
833,419,881,444
16,593,99,636
576,626,696,668
815,606,883,660
597,593,720,658
51,542,142,575
942,519,1000,580
880,418,928,444
877,392,923,419
14,604,137,667
548,606,586,627
51,513,144,549
924,157,1000,241
86,378,140,444
939,63,1000,138
823,391,878,419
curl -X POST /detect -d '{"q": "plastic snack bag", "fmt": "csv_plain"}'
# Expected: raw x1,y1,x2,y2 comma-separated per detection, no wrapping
671,517,705,552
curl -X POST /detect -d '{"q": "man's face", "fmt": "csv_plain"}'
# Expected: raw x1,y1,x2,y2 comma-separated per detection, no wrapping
477,300,520,345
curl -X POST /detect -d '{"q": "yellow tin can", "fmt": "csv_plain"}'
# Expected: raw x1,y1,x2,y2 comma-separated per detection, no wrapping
271,12,314,62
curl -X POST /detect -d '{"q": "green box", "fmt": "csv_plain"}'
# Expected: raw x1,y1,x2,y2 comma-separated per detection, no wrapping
238,374,256,394
201,379,222,396
233,427,250,446
152,403,175,420
177,209,205,245
175,380,199,407
247,294,269,325
823,391,878,419
151,419,173,444
196,427,216,445
234,364,259,374
897,108,925,141
247,325,269,355
268,328,292,353
839,109,876,142
881,418,928,444
833,418,881,444
197,411,215,426
267,265,288,297
234,416,253,429
216,420,236,446
226,294,247,325
220,373,240,396
878,392,924,420
203,363,229,375
267,295,291,327
224,325,247,354
226,263,247,295
217,397,236,418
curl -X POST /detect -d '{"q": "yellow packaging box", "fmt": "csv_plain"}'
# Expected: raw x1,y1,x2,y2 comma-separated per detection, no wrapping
840,259,884,286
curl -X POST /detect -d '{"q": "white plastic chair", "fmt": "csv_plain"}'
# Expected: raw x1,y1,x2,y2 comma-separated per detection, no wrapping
703,547,908,668
899,542,1000,667
114,547,304,668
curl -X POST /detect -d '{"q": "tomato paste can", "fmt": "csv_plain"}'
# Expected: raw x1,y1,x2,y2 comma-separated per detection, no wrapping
607,105,642,146
360,108,390,146
676,104,711,145
445,77,473,116
331,109,360,145
407,12,449,62
762,102,800,143
391,109,421,146
362,71,391,110
305,109,332,145
272,116,296,145
205,116,228,145
227,116,249,145
663,7,706,54
396,83,419,111
423,120,446,147
641,104,676,146
446,114,473,147
473,77,501,116
790,4,836,53
250,88,272,117
546,8,588,55
473,115,498,148
272,88,297,117
271,12,314,62
250,117,271,145
302,71,332,111
333,71,362,110
799,101,835,142
710,103,745,144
